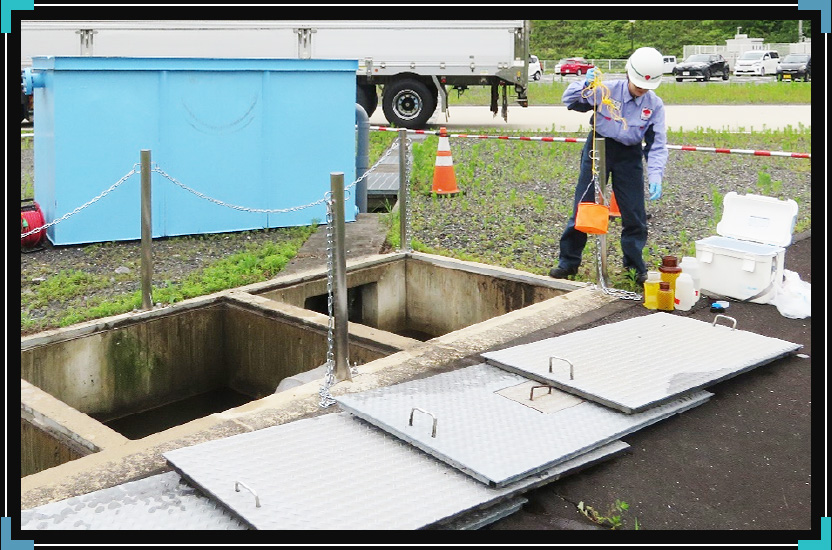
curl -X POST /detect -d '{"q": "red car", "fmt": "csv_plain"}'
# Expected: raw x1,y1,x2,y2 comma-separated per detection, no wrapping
555,57,595,76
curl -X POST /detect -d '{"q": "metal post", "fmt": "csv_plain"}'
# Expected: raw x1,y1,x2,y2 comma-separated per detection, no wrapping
140,150,153,310
355,104,370,213
398,128,409,252
330,172,351,382
594,137,608,280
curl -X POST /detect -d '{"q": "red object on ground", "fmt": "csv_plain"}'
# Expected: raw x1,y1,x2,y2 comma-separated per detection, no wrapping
21,201,46,248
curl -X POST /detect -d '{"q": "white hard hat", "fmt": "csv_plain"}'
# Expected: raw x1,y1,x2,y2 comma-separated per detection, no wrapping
626,47,664,89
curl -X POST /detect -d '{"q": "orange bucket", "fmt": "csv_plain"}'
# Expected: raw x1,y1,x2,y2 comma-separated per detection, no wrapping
575,202,609,234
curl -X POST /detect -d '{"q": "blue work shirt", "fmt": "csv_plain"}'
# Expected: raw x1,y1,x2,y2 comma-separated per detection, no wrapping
563,78,668,183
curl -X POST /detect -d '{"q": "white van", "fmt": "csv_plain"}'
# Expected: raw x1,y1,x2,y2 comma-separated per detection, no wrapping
662,55,677,74
734,50,780,76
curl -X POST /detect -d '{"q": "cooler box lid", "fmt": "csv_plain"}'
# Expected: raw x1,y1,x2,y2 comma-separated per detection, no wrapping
716,192,797,247
696,235,782,257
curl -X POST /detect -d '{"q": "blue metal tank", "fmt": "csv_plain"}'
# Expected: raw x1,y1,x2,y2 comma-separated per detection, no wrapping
29,56,358,245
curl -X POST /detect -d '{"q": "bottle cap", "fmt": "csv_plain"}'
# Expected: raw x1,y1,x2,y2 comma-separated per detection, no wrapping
659,281,670,291
660,255,682,273
647,271,661,282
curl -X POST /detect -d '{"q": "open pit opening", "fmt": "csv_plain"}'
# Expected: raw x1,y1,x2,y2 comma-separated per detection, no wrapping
20,253,579,477
261,254,573,341
20,297,398,474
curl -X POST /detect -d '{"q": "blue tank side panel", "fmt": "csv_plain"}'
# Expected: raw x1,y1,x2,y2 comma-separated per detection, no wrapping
32,57,358,245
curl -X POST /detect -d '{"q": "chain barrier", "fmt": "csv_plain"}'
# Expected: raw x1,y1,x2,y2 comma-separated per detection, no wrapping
404,137,413,248
20,146,396,240
20,164,140,239
319,195,338,408
20,146,394,410
590,236,644,301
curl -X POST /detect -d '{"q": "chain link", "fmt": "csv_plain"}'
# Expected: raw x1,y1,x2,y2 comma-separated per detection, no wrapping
319,195,337,408
20,165,140,239
590,235,643,301
21,146,395,241
152,166,327,214
404,137,413,250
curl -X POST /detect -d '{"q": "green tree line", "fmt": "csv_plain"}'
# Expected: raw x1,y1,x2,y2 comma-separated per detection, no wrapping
530,20,811,61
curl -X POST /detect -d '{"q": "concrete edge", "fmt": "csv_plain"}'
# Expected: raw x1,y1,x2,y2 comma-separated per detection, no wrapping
20,285,613,511
21,380,129,454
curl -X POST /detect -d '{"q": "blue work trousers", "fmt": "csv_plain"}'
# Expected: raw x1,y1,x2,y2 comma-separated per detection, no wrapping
557,133,648,274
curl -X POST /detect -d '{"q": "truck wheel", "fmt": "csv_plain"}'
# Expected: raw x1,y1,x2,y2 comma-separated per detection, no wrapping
382,78,437,129
722,70,729,80
356,84,378,117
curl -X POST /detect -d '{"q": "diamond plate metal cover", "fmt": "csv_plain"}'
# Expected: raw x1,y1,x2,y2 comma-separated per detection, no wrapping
482,312,800,413
21,471,247,530
335,363,711,487
164,412,629,530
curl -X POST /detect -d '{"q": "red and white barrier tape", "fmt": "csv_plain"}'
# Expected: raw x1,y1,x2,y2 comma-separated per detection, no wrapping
370,126,811,159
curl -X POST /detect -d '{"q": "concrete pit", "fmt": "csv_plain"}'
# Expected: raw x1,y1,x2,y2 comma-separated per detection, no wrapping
20,251,585,482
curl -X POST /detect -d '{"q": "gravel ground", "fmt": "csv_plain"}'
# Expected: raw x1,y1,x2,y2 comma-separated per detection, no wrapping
19,132,811,335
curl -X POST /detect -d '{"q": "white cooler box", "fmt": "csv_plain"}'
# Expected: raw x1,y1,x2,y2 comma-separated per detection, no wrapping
695,192,797,304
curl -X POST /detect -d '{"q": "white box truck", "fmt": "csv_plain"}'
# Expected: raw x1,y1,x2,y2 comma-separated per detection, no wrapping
20,19,531,128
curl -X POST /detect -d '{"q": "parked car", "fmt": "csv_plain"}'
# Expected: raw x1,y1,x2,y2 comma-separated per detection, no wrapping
528,54,543,81
555,57,594,76
775,53,811,81
662,55,677,74
672,53,730,82
734,50,780,76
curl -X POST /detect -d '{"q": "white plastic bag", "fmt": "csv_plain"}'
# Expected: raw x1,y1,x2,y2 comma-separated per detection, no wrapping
772,269,811,319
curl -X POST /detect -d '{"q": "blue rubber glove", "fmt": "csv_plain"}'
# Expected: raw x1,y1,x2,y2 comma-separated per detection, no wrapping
584,67,597,85
648,181,662,201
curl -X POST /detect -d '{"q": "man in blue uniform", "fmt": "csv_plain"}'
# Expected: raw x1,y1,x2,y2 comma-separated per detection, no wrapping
549,47,668,286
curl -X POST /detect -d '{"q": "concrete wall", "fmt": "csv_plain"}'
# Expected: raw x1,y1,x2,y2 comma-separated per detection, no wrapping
21,379,128,477
222,301,395,398
19,296,405,429
21,306,226,421
257,259,408,334
256,255,568,339
405,260,564,338
21,420,86,478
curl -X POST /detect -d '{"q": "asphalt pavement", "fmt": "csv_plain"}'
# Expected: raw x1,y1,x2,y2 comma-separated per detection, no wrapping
307,213,817,541
476,231,816,539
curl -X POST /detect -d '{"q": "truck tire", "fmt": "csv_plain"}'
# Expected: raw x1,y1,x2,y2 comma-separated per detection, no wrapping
382,78,437,129
356,84,378,117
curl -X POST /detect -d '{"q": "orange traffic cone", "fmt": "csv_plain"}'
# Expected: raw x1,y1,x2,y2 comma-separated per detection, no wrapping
609,190,621,217
431,127,460,195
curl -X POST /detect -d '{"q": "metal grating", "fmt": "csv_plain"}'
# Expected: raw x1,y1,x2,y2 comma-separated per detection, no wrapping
482,312,800,413
335,363,711,487
434,497,528,530
21,471,247,531
164,412,630,530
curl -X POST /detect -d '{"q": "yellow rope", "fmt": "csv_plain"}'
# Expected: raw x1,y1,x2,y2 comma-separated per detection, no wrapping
581,68,626,199
581,68,628,135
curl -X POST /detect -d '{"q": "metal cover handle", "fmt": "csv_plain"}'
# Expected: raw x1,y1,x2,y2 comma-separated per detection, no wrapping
712,314,737,330
529,385,554,401
549,355,574,379
235,480,261,508
409,407,438,438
